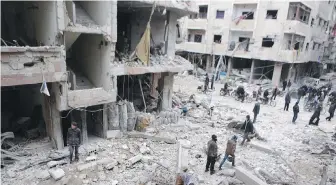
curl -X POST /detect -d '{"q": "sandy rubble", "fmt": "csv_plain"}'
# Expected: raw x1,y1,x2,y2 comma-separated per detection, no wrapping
1,74,336,185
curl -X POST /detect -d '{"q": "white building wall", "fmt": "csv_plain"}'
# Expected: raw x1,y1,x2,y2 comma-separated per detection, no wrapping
177,0,336,64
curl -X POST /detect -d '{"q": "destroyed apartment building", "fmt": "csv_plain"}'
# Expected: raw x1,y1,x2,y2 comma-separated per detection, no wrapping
1,0,197,153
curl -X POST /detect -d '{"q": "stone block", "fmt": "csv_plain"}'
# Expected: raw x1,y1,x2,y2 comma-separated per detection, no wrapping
79,174,87,179
106,130,123,139
48,168,65,181
235,167,267,185
105,161,118,170
47,160,66,168
85,156,97,162
248,142,274,154
127,132,176,144
219,169,235,177
77,162,97,172
178,139,191,149
128,155,143,165
198,175,204,183
97,158,115,165
36,170,51,180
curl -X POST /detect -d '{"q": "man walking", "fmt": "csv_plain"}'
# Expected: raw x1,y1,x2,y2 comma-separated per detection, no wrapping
252,101,260,123
292,102,299,123
219,135,237,170
326,102,336,121
271,86,278,100
284,93,291,111
67,122,81,163
288,80,292,89
282,80,287,91
240,115,253,145
205,135,218,175
309,105,322,126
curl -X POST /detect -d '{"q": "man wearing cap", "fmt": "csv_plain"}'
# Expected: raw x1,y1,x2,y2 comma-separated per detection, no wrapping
67,122,81,163
205,134,218,175
219,135,237,170
240,115,253,145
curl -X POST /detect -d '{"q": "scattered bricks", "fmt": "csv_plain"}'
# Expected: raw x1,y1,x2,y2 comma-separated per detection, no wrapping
36,170,51,180
47,160,67,168
105,161,118,170
128,155,143,165
48,168,65,181
219,169,235,177
235,166,268,185
97,158,115,165
85,156,97,162
248,142,274,154
141,156,153,163
127,132,176,144
106,130,123,139
77,162,97,172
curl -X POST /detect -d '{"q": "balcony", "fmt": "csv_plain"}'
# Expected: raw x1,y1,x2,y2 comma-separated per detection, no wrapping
283,20,310,36
187,19,208,30
1,46,67,87
67,88,114,108
230,20,255,31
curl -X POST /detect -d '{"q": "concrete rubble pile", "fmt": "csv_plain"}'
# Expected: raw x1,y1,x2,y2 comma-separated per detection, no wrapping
153,109,181,125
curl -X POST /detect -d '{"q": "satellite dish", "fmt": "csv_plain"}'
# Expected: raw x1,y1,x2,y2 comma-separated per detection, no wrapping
228,41,235,51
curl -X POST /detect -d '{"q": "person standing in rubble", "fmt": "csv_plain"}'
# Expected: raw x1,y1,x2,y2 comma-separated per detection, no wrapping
284,93,291,111
67,122,81,163
282,80,287,91
271,86,278,100
241,115,253,145
288,80,292,90
204,73,209,93
326,102,336,121
252,101,260,123
205,134,218,175
211,74,215,90
292,102,299,123
309,104,322,126
219,135,237,170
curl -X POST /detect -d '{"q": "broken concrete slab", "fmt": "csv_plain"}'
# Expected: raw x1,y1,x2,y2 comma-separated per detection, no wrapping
198,175,204,183
127,132,176,144
48,168,65,181
235,166,267,185
105,160,118,170
248,142,274,154
128,155,143,165
218,169,235,177
47,160,67,168
79,174,87,179
178,139,191,149
106,130,123,139
85,156,97,162
36,170,51,180
96,158,115,165
226,177,243,184
77,162,97,172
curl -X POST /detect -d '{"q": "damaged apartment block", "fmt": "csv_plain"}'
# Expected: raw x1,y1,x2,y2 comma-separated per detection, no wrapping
1,0,197,156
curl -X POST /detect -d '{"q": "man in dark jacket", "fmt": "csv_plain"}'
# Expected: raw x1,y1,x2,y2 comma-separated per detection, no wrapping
252,102,260,123
204,74,209,93
263,89,269,103
309,105,322,126
282,80,287,91
284,93,291,111
326,103,336,121
205,135,218,175
67,122,81,163
292,102,299,123
219,135,237,170
241,115,253,145
271,86,278,100
288,80,292,89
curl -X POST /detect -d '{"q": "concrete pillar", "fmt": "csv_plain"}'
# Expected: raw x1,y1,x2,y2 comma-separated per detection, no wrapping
102,104,108,138
227,57,233,77
249,60,255,84
272,62,283,87
158,72,174,111
212,55,215,72
150,73,161,98
165,12,178,57
206,55,212,73
295,5,300,21
50,98,64,150
81,109,88,144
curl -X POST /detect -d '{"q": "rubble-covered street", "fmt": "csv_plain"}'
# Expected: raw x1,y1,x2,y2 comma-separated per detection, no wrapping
1,74,336,185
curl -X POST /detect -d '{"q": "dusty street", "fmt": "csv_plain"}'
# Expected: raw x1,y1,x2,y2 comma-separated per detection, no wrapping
1,75,336,185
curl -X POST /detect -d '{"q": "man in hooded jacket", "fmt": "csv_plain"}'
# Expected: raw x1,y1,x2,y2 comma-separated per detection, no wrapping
240,115,253,145
205,135,218,175
219,135,237,170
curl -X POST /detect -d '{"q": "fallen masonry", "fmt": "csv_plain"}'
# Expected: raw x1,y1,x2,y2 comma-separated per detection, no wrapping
48,168,65,181
248,142,274,154
77,162,97,172
235,166,268,185
127,132,176,144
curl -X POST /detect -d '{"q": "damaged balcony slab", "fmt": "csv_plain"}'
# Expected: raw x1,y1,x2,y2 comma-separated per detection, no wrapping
111,55,193,76
1,46,67,86
67,88,116,108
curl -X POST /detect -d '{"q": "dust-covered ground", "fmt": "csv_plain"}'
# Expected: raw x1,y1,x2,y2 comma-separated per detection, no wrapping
1,74,336,185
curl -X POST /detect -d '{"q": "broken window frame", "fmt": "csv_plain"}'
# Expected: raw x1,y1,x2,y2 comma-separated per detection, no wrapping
266,10,278,19
213,35,222,44
194,34,202,43
261,38,274,48
188,34,192,42
242,11,254,20
216,10,225,19
199,5,208,19
238,37,250,51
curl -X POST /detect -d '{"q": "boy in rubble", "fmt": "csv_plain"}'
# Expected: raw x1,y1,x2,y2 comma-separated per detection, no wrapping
67,122,81,163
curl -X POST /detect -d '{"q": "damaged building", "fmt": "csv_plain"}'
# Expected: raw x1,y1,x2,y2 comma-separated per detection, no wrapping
177,1,336,85
1,0,197,153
